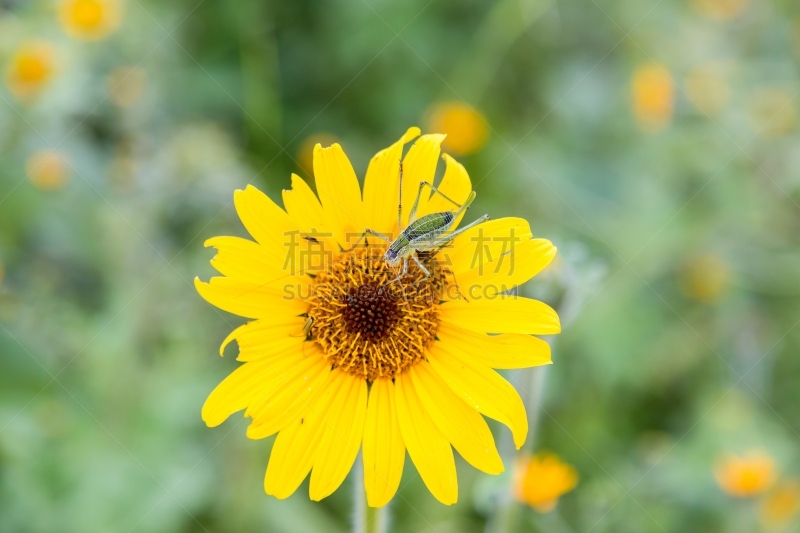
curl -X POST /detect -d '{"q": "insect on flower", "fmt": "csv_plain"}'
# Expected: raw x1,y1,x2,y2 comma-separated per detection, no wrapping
346,161,489,282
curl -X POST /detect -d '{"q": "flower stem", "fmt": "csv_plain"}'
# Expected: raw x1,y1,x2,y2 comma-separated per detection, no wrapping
488,365,549,533
487,497,521,533
354,455,388,533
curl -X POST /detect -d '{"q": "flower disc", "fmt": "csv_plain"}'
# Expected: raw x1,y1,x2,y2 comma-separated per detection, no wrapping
308,247,449,381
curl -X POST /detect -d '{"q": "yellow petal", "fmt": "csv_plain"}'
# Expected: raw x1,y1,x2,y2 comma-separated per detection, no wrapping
309,370,368,500
282,174,337,253
234,185,297,252
454,238,557,298
409,362,503,475
264,375,338,499
438,296,560,335
201,350,303,427
400,134,446,226
194,277,307,319
435,322,552,369
395,371,458,505
204,236,294,284
219,317,306,360
313,143,364,248
416,153,473,229
283,173,325,228
427,343,528,449
246,345,331,439
362,127,420,236
363,378,405,508
439,217,532,272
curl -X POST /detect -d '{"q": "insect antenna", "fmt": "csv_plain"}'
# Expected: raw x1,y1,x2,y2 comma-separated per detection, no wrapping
397,160,403,232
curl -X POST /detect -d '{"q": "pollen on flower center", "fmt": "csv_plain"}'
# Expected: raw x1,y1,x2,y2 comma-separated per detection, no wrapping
307,247,449,381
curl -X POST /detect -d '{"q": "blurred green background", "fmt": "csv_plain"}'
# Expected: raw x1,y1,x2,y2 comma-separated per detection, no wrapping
1,0,800,531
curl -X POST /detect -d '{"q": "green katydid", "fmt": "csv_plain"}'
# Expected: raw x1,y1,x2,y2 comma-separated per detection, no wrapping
348,161,490,282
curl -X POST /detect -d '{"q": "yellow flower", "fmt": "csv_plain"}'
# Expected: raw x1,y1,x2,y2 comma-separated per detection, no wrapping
514,452,578,512
692,0,748,20
678,253,730,303
196,127,560,506
5,41,56,100
59,0,122,41
714,451,777,498
631,64,675,133
426,102,488,156
26,150,71,191
760,480,800,529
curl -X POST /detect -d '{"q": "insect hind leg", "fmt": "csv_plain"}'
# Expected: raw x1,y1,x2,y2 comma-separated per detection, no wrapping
428,214,490,250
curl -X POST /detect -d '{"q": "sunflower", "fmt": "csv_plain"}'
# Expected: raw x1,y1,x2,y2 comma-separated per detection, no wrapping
195,127,560,506
59,0,122,41
631,64,675,133
426,101,489,156
514,452,578,512
5,41,56,101
714,450,777,498
26,149,71,191
760,480,800,529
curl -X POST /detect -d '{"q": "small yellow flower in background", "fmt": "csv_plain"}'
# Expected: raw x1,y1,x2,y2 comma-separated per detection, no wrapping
426,102,488,156
750,88,797,138
760,480,800,529
196,128,560,506
678,253,730,303
714,450,777,498
297,132,339,178
693,0,748,20
5,41,56,101
59,0,122,41
631,64,675,133
26,149,71,191
685,63,731,115
514,453,578,512
107,66,147,107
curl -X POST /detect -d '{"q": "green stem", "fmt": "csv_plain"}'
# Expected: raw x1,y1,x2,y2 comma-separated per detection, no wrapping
487,496,522,533
488,365,549,533
354,455,388,533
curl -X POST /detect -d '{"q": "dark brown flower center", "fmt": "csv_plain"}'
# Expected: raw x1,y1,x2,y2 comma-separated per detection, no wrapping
341,283,400,341
306,247,451,381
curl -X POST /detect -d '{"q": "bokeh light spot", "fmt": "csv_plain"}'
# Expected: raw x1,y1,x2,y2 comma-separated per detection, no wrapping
426,101,489,156
631,64,675,133
26,150,71,191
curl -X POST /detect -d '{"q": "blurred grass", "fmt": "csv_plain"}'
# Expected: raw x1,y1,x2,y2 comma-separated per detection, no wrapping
1,0,800,532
